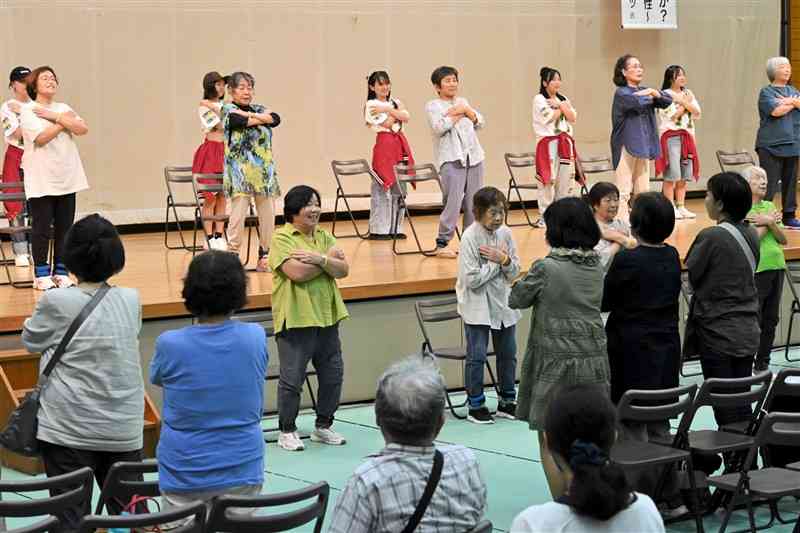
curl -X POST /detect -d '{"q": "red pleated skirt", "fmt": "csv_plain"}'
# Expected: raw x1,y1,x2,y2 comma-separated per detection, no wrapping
192,139,224,199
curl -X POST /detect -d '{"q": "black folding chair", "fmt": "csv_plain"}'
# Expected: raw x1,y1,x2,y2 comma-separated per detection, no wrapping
503,152,539,227
94,459,158,515
716,149,757,174
330,159,383,239
206,481,329,533
190,173,228,255
392,163,459,256
0,467,93,528
610,384,705,532
164,166,202,251
0,181,32,288
78,501,206,533
708,412,800,533
784,264,800,362
414,297,498,419
680,271,702,377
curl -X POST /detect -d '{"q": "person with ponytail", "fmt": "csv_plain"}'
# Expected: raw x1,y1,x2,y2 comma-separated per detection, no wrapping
193,71,228,250
532,67,578,225
364,70,414,239
23,214,144,531
655,65,701,219
511,385,664,532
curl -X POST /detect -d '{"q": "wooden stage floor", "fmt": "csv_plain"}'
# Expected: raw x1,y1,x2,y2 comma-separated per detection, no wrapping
0,198,799,332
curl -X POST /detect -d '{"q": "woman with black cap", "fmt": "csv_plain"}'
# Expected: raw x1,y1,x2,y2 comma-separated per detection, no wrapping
1,66,32,267
193,71,227,250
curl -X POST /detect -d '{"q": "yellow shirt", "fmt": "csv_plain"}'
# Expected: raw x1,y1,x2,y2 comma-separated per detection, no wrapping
269,224,349,333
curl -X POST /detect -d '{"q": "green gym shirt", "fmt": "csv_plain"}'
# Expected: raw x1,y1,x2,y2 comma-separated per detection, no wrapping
748,200,786,273
269,224,349,334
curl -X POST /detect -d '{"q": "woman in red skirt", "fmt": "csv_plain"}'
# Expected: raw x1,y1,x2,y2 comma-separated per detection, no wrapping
193,71,227,250
364,70,414,240
1,66,32,266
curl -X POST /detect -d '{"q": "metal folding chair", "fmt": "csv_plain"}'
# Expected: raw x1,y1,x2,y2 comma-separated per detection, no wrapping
0,181,32,288
164,166,201,251
575,155,615,196
190,173,228,256
503,152,539,227
716,149,757,174
330,159,384,239
784,263,800,362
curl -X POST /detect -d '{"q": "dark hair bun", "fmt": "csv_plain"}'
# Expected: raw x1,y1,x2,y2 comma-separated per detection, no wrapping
540,67,550,78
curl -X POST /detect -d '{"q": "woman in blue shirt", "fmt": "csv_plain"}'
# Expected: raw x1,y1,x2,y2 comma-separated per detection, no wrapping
610,54,672,220
151,250,267,517
755,56,800,228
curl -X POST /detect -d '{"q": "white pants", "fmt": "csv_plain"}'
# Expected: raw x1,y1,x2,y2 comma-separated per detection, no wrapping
227,195,275,253
538,140,576,216
615,146,650,219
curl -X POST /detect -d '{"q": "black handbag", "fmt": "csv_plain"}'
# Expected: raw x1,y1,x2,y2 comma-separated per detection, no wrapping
0,283,110,456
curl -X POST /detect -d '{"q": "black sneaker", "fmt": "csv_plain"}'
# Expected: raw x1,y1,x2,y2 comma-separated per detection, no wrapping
390,233,408,240
496,402,517,420
467,407,495,425
754,360,769,372
367,234,393,240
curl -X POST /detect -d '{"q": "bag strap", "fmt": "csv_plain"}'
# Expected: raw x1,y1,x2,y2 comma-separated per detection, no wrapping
719,222,756,276
401,449,444,533
41,283,111,378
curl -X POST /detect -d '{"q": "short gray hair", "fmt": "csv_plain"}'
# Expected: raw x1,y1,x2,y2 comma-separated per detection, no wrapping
740,165,767,182
227,71,255,89
375,356,446,444
766,57,790,82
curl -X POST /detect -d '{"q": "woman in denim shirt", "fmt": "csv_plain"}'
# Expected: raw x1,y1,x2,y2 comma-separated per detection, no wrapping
755,56,800,228
610,54,672,220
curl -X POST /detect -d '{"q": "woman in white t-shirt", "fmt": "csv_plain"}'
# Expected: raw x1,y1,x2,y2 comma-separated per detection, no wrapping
19,66,89,290
655,65,701,220
510,385,664,533
193,71,227,250
532,67,578,227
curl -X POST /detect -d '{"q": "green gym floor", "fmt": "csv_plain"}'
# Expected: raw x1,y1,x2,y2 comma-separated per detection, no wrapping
4,353,800,532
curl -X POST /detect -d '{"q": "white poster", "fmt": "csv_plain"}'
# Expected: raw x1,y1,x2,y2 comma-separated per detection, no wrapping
621,0,677,30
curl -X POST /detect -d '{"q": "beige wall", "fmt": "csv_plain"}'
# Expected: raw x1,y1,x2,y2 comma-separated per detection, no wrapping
0,1,780,224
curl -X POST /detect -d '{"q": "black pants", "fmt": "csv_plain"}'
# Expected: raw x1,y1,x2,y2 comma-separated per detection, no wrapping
755,269,784,364
38,441,143,532
756,148,798,217
699,350,754,426
28,193,76,269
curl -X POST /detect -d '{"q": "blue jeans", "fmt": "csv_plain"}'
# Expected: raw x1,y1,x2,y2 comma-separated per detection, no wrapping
464,323,517,409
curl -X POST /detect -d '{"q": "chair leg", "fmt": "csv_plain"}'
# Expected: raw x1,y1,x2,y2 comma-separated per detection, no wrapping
165,199,200,251
332,191,369,239
0,240,12,286
505,178,536,228
786,311,799,362
392,204,438,256
685,455,705,533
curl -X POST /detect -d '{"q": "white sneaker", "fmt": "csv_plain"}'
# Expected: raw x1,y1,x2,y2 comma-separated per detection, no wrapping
33,276,56,291
310,427,347,445
213,238,228,251
678,206,696,219
53,275,74,288
14,254,29,267
277,431,305,451
673,205,684,220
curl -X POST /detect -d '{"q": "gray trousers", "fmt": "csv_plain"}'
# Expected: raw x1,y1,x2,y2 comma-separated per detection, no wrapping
437,160,484,246
276,324,343,433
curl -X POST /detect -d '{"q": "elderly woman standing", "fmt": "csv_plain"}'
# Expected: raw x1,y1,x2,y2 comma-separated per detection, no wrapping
23,214,143,530
328,357,487,533
755,56,800,228
20,66,89,290
222,71,281,271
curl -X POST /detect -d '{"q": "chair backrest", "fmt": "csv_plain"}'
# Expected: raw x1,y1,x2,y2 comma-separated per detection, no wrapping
164,166,193,190
760,368,800,419
331,159,383,189
206,481,329,533
716,149,756,174
617,383,698,445
504,152,537,184
785,264,800,308
414,297,461,353
576,155,614,174
689,371,773,428
78,501,206,533
467,519,493,533
232,309,275,337
7,517,60,533
95,459,159,514
191,173,224,199
0,467,93,519
395,163,440,189
751,411,800,468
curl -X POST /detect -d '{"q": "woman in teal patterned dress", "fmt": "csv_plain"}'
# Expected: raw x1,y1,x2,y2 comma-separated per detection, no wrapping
222,71,281,271
509,197,609,499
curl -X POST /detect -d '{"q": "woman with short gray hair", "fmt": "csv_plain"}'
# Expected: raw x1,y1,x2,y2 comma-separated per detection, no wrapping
328,356,487,533
755,56,800,228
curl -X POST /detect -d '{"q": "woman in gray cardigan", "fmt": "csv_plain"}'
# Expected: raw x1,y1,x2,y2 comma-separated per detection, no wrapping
22,214,143,531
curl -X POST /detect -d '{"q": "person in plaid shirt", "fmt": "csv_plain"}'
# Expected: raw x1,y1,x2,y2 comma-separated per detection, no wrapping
328,356,487,532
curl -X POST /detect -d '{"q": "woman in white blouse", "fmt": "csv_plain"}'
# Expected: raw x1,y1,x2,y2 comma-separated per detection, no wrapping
20,66,89,291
